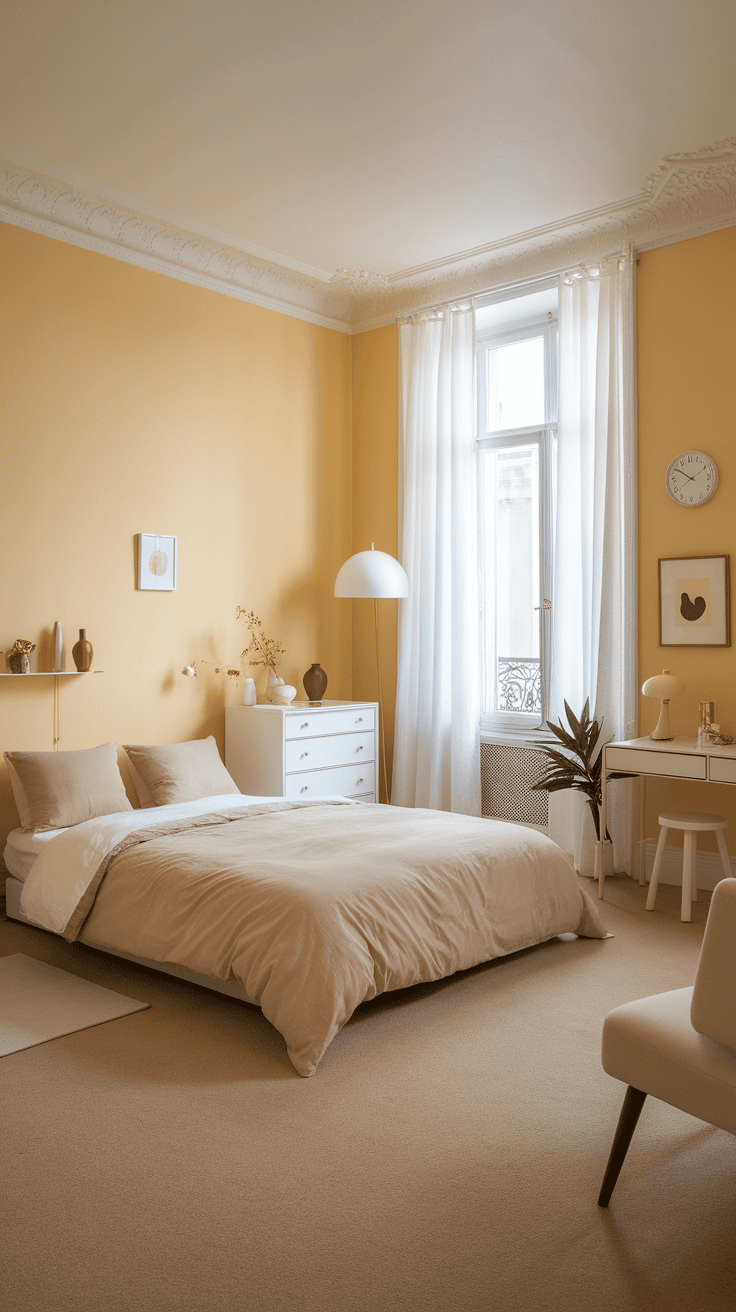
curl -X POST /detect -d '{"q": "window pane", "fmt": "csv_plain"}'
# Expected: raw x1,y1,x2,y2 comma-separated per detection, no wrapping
481,444,541,715
485,336,544,432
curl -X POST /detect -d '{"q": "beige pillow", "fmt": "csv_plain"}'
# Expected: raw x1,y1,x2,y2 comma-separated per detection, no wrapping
123,737,240,806
4,743,133,831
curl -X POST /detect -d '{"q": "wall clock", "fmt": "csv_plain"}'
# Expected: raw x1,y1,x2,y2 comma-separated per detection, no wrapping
665,450,719,506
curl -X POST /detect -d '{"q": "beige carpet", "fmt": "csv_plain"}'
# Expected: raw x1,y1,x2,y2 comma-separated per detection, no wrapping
1,878,735,1312
0,953,149,1056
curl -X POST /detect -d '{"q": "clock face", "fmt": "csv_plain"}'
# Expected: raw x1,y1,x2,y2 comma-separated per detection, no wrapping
665,450,719,506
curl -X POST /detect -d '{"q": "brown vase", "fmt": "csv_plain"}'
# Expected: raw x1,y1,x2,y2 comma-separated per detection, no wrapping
72,629,93,672
8,652,30,674
303,663,327,702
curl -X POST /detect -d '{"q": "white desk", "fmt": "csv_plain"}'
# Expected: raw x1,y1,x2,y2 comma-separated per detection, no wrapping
600,735,736,897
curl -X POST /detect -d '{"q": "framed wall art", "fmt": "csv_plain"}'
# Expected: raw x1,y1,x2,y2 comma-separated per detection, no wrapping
137,533,177,591
659,554,730,647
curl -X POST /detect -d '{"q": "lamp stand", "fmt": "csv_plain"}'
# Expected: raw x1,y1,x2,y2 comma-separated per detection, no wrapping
373,598,390,804
651,699,673,741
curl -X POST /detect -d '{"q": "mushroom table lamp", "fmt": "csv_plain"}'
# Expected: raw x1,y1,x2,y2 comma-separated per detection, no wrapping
642,669,684,741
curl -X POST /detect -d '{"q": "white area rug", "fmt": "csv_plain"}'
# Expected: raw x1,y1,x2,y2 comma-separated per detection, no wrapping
0,953,149,1057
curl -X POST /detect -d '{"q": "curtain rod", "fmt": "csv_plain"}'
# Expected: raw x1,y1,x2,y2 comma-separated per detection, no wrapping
395,245,634,322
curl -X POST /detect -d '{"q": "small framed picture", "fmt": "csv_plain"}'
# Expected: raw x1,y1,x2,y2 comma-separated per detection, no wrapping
137,533,177,591
659,554,730,646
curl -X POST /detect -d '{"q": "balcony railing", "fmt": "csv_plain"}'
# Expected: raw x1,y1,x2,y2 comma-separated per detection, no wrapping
497,657,541,714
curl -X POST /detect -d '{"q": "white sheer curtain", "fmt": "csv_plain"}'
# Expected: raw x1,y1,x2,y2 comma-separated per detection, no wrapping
547,251,638,875
392,304,480,815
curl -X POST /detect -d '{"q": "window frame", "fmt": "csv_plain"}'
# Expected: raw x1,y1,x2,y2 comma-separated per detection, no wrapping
476,313,558,737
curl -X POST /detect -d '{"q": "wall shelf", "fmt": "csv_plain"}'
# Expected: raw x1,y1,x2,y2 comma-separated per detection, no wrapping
0,670,103,677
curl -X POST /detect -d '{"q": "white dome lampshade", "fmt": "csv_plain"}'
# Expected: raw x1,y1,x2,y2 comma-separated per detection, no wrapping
642,669,684,741
334,546,409,599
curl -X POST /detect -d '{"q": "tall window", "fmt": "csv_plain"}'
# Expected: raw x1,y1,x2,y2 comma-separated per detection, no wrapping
476,287,557,734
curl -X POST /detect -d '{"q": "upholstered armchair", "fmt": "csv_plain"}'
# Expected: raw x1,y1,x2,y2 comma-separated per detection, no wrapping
598,877,736,1207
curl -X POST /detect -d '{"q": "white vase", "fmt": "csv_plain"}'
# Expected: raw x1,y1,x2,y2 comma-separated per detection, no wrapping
242,677,256,706
264,671,297,705
53,621,63,672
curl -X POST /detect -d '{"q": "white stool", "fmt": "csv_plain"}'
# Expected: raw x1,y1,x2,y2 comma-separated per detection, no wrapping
646,811,731,922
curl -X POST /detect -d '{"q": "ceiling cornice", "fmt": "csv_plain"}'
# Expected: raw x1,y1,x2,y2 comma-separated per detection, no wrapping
1,139,735,334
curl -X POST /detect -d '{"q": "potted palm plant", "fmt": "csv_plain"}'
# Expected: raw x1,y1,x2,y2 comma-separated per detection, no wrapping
532,699,632,879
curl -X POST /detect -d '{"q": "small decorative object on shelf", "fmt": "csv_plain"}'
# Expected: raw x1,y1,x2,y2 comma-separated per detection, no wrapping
242,677,257,706
303,663,328,703
72,629,93,672
6,639,36,674
53,621,64,672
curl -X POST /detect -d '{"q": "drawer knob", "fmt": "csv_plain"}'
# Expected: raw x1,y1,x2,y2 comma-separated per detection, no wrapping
301,785,308,792
356,717,363,722
302,751,309,758
357,778,363,784
356,745,363,751
301,722,309,729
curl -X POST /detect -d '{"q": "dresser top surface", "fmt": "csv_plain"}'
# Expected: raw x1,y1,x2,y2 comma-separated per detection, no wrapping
227,700,377,714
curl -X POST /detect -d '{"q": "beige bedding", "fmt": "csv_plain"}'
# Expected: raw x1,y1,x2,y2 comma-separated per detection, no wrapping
42,799,609,1076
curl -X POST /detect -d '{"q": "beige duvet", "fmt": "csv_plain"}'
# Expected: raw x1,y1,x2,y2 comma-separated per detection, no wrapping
21,797,608,1075
22,800,608,1075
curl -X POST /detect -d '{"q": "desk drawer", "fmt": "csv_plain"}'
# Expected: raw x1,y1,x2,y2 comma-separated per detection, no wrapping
285,707,375,740
606,747,706,780
709,757,736,784
285,730,375,773
285,761,376,800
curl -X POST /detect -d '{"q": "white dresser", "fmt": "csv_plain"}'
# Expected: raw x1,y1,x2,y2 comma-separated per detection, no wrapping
225,701,379,802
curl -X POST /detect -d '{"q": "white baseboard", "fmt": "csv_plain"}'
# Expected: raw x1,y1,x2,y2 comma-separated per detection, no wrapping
640,841,734,891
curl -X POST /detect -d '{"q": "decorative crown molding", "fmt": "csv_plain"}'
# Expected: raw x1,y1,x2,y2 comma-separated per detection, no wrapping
1,139,735,333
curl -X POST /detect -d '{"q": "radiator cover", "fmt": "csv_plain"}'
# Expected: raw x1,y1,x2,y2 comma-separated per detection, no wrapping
480,742,549,827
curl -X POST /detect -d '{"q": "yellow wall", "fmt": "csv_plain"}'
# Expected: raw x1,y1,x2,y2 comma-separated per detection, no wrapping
637,226,736,851
0,223,352,843
350,324,399,801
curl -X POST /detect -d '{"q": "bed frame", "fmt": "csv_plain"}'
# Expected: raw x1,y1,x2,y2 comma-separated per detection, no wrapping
4,875,260,1007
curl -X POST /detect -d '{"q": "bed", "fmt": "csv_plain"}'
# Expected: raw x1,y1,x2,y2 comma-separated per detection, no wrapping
3,740,608,1076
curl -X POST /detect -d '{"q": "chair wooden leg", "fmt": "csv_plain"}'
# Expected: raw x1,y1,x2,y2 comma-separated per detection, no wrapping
598,1086,647,1208
682,832,694,921
646,826,668,911
715,829,732,883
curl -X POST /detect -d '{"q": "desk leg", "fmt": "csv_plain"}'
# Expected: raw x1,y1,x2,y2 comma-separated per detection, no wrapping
599,748,608,899
638,776,647,885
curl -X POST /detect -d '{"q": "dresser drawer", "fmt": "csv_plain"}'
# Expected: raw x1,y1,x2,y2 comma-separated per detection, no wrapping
285,761,376,800
709,756,736,784
285,730,375,774
606,746,706,780
285,707,375,740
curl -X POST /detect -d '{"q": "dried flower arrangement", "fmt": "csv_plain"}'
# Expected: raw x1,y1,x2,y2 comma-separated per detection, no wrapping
5,638,36,674
237,608,285,674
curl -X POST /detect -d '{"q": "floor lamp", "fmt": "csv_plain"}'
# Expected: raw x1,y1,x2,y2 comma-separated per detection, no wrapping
334,545,409,804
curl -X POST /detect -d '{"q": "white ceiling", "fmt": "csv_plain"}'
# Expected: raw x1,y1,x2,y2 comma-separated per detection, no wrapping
2,0,735,282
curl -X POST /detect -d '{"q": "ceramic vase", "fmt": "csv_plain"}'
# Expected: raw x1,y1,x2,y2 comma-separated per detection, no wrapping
8,652,30,674
72,628,93,672
265,671,296,705
242,677,257,706
303,663,327,702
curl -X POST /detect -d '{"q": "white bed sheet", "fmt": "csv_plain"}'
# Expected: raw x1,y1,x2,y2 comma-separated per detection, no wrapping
3,827,68,882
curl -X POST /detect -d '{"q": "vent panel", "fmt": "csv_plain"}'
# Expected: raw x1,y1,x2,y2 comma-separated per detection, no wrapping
481,742,549,826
